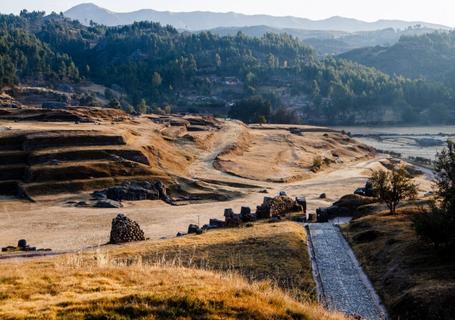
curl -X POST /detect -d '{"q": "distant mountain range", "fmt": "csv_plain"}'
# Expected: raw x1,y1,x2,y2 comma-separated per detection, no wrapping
64,3,450,32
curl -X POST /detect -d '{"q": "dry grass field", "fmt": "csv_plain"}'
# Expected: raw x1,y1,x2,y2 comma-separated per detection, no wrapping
0,222,347,320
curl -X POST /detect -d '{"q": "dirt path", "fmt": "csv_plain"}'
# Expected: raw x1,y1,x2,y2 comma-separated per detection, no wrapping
307,223,388,320
188,120,246,181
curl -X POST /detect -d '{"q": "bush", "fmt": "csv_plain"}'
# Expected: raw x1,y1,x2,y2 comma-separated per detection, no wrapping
412,207,453,248
413,141,455,249
311,156,322,172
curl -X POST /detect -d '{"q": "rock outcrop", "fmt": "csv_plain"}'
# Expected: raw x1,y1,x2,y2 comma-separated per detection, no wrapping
95,181,173,204
109,214,145,244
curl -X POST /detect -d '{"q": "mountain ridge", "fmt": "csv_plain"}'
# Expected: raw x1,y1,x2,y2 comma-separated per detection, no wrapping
64,3,451,32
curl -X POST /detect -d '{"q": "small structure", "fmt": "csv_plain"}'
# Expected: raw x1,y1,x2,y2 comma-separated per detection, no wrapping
109,214,145,244
1,239,51,253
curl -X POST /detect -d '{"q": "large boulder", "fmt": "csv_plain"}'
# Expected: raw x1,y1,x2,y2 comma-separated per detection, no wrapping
94,181,173,204
109,214,145,244
224,208,241,227
333,194,377,211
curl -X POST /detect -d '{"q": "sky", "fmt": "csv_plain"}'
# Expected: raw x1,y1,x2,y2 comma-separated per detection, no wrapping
0,0,454,27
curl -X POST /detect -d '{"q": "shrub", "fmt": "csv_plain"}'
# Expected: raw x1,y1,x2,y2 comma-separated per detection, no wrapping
412,207,453,248
311,156,322,172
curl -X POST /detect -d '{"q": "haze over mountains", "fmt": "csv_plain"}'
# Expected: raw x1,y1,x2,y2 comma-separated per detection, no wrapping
64,3,450,32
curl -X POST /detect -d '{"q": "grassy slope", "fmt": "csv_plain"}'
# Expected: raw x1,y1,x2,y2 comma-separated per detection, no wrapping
104,221,316,301
343,207,455,320
0,222,342,319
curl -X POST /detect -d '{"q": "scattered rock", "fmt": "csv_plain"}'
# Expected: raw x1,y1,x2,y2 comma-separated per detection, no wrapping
295,196,307,214
109,214,145,244
18,239,27,249
187,224,199,234
75,201,89,208
320,193,327,199
224,208,241,227
1,239,42,252
240,206,256,222
316,208,329,222
209,219,226,228
333,194,377,211
94,199,123,208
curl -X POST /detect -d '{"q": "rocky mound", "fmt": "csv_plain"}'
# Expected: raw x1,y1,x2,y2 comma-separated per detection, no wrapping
109,214,145,244
93,181,173,204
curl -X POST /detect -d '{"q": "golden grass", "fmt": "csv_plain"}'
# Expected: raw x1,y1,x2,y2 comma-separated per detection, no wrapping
0,263,345,320
0,222,347,319
103,221,316,301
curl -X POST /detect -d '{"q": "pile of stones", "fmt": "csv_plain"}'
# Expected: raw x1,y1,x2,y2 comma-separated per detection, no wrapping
256,196,303,219
93,181,173,204
109,214,145,244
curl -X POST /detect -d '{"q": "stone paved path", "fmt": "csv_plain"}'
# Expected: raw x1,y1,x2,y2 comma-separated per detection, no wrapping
307,223,387,320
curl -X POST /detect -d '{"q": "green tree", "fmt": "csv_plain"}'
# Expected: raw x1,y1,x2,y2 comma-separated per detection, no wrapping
413,141,455,248
151,72,162,88
370,164,417,214
108,98,121,109
136,99,148,114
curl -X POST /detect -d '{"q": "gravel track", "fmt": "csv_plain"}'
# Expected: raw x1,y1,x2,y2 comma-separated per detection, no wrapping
307,223,388,320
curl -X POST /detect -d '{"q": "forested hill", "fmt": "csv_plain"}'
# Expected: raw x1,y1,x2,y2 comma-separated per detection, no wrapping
1,11,455,125
340,31,455,89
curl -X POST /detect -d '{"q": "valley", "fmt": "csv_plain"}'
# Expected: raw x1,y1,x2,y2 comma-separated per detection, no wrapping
1,2,455,319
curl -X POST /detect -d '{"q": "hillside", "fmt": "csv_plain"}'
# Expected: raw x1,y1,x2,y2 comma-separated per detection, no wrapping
64,3,450,32
340,31,455,84
2,12,455,125
210,25,440,55
344,204,455,320
0,223,346,320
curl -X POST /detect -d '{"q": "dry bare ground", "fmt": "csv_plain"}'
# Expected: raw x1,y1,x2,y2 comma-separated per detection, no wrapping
0,111,433,251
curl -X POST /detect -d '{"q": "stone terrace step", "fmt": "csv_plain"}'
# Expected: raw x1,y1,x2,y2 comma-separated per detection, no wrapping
28,147,149,165
0,165,27,181
0,180,21,196
24,160,154,183
22,132,126,151
0,151,28,165
23,175,170,196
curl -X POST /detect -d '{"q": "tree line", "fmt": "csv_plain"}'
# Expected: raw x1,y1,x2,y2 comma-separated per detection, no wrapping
1,11,454,125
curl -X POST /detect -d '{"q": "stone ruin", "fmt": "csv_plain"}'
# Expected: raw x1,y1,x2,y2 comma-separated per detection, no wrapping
181,194,306,236
256,195,304,219
93,181,174,204
1,239,51,253
109,214,145,244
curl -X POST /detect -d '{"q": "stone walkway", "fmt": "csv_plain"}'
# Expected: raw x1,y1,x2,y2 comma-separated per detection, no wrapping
307,223,388,320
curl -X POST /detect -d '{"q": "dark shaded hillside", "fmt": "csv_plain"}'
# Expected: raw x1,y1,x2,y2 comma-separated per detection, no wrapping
1,11,455,125
340,31,455,87
0,12,80,86
210,26,440,55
